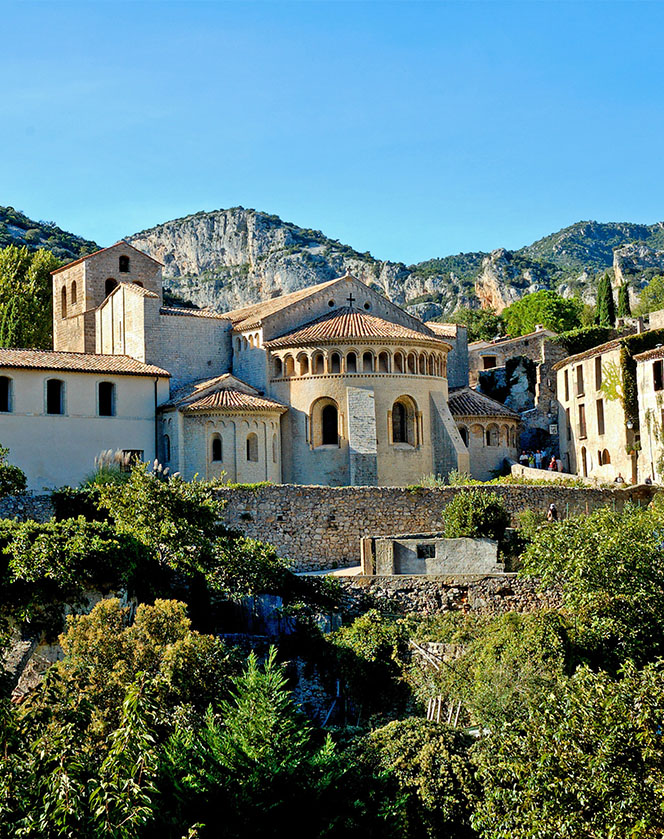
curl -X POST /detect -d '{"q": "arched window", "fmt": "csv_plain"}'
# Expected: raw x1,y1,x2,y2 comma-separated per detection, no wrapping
285,355,295,376
211,434,223,462
164,434,171,462
427,355,434,375
394,352,404,373
46,379,64,415
330,352,341,374
0,376,12,412
105,278,117,298
272,433,278,463
581,446,588,477
98,381,115,416
459,426,469,446
346,352,357,373
71,281,77,304
486,424,499,446
391,397,418,446
273,357,283,378
312,353,324,375
236,337,242,352
378,351,389,372
599,448,611,465
362,352,374,373
119,255,130,273
298,354,309,376
419,354,426,375
407,353,416,374
322,404,338,445
61,286,67,318
246,433,259,462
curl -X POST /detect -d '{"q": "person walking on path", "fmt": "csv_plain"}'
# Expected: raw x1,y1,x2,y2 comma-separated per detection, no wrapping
535,450,543,469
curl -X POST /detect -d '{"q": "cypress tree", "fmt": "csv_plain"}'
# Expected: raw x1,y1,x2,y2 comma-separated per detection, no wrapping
617,282,632,318
595,273,616,327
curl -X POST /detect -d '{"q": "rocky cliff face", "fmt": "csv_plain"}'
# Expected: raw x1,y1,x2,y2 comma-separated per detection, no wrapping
128,209,664,320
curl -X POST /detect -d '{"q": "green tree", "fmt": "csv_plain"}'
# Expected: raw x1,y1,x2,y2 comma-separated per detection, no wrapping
443,489,509,543
354,717,477,839
594,272,616,326
0,245,60,348
448,307,503,342
636,273,664,315
501,290,583,337
617,281,632,317
0,445,26,497
472,661,664,839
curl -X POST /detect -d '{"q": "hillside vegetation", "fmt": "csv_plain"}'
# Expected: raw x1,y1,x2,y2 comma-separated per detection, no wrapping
0,206,98,261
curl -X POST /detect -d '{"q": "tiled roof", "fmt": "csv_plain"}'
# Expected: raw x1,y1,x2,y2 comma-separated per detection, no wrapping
264,307,449,348
469,327,558,350
222,277,341,329
0,349,169,377
551,338,623,370
634,345,664,362
160,306,229,320
448,386,519,419
164,374,287,414
425,322,461,338
51,240,163,274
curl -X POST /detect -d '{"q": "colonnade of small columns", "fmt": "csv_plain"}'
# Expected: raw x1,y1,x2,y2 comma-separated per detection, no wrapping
457,421,519,449
270,346,447,380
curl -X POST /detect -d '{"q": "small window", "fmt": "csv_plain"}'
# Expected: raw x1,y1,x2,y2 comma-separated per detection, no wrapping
272,433,278,463
346,352,357,373
486,424,500,446
392,402,407,443
483,356,497,370
363,352,374,373
595,356,602,390
564,369,569,402
98,381,115,417
394,353,404,373
298,355,309,376
119,255,130,273
330,352,341,374
378,352,389,373
417,544,435,559
321,404,338,445
363,301,371,311
596,399,605,436
566,407,571,441
211,434,222,462
121,450,143,472
0,376,11,412
164,434,171,462
654,360,663,392
246,433,259,462
576,365,585,396
313,353,324,375
46,379,64,415
61,286,67,318
578,404,587,439
71,281,77,304
105,278,118,297
273,357,283,378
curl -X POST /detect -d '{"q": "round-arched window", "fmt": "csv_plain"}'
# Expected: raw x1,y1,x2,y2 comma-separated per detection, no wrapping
322,404,338,445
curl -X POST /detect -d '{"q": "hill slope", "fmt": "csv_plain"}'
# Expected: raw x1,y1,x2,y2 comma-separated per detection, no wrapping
0,206,98,261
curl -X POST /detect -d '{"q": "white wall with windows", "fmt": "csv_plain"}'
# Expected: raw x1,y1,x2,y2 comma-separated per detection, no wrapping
0,367,169,490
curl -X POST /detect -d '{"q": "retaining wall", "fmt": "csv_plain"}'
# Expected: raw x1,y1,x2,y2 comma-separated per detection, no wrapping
216,483,654,571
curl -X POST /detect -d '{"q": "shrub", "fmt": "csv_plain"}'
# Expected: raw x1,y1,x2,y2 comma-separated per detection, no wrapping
0,445,26,498
443,490,510,542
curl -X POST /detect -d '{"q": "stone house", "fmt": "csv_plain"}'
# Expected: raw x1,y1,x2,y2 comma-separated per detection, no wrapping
635,346,664,483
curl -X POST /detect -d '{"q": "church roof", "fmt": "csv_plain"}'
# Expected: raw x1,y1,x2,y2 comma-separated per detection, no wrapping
160,306,229,320
448,386,520,420
222,277,341,330
425,322,462,338
264,307,449,349
51,240,163,274
164,374,287,414
0,349,169,378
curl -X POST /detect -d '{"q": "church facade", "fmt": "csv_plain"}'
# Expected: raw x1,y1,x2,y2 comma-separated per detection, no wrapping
0,241,519,489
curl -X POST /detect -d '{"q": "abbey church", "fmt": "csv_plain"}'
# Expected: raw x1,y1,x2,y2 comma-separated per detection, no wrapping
0,241,519,489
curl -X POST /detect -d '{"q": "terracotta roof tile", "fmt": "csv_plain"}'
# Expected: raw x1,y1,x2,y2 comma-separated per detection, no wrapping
425,322,462,338
264,307,449,348
551,338,623,370
164,374,287,414
448,386,519,419
634,345,664,362
0,349,169,377
160,306,229,321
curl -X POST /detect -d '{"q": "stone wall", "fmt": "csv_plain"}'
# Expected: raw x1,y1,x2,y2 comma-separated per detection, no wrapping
216,483,654,571
337,573,563,617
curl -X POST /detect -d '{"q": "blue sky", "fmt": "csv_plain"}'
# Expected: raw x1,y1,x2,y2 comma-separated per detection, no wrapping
2,0,663,264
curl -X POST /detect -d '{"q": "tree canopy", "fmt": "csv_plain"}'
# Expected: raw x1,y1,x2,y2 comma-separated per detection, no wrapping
501,290,583,337
0,245,60,349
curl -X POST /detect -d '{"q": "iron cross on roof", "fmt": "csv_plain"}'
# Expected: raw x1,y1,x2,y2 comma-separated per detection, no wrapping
346,292,356,307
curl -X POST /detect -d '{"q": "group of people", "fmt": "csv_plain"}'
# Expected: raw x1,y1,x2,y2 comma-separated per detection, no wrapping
519,449,564,473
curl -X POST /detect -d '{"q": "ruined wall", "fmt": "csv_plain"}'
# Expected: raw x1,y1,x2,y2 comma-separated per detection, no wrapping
216,483,653,571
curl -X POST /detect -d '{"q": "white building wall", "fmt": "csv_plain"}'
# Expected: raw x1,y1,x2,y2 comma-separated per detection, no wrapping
0,369,169,490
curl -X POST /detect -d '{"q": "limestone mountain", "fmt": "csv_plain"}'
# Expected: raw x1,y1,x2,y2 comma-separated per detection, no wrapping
0,206,99,261
127,209,664,318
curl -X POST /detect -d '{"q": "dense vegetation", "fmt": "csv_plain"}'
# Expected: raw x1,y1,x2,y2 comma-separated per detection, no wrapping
2,465,664,837
0,206,98,261
0,245,62,349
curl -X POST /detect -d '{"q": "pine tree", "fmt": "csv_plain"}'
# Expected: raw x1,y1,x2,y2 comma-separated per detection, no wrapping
595,273,616,327
617,282,632,318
